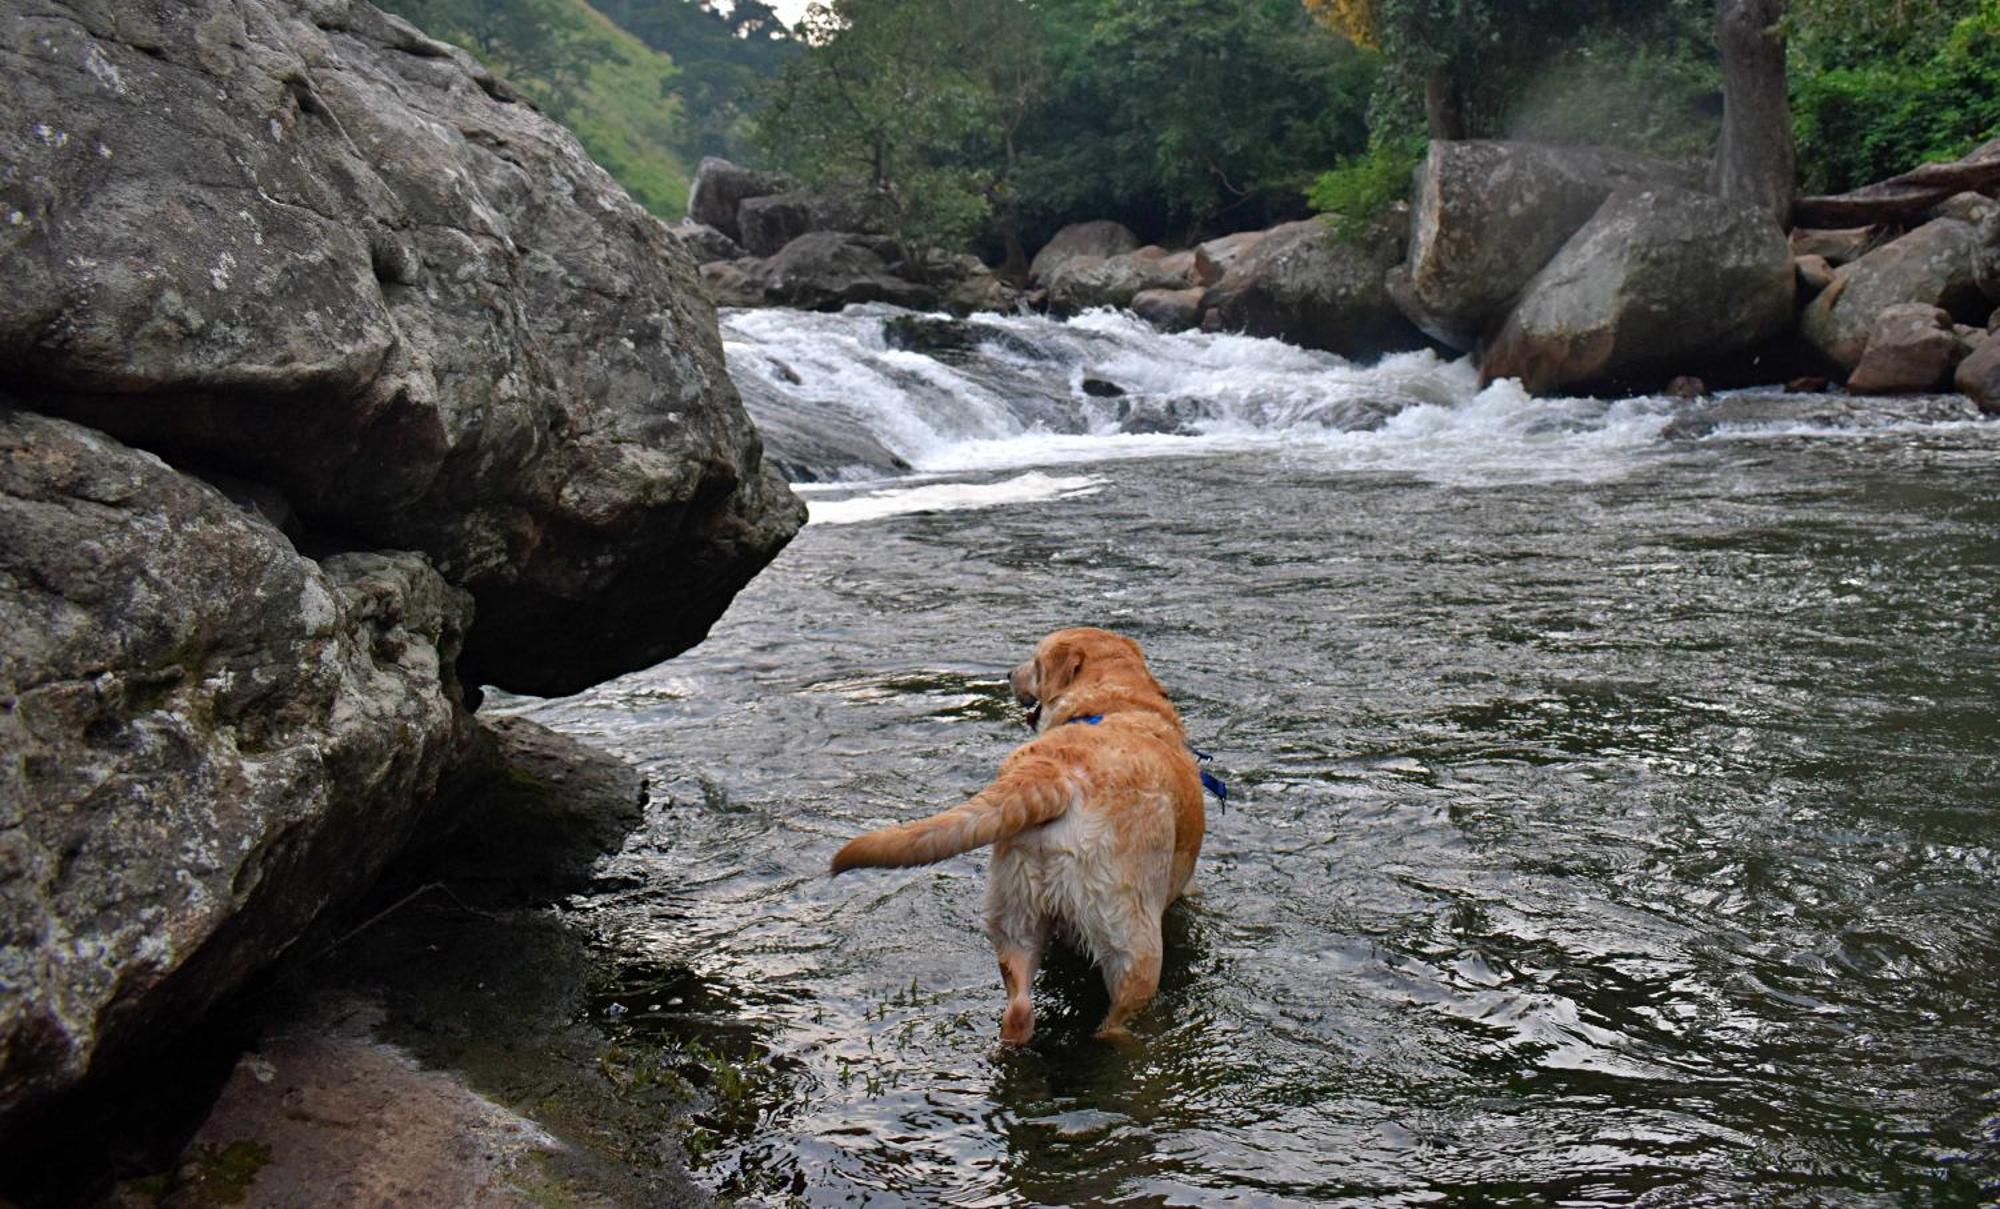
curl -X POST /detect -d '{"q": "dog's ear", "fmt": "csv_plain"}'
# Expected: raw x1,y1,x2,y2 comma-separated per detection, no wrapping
1039,643,1086,700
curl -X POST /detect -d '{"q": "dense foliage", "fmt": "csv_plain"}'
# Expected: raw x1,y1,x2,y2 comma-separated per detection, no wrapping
590,0,799,165
1789,0,2000,193
754,0,1378,256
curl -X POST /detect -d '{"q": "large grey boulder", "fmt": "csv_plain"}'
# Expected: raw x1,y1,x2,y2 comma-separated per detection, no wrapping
0,0,803,696
1029,221,1141,286
0,408,471,1127
1044,249,1195,315
1800,218,1989,370
1394,141,1698,349
1481,186,1794,394
686,155,791,243
763,232,938,311
738,186,896,257
1203,220,1426,360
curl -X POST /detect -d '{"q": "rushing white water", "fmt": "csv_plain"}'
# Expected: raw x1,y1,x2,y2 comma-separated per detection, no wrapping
722,303,1987,499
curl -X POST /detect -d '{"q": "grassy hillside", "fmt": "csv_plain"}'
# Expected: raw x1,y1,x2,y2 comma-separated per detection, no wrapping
380,0,691,218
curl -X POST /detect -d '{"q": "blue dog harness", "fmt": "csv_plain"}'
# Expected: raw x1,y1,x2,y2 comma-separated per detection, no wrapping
1067,713,1229,809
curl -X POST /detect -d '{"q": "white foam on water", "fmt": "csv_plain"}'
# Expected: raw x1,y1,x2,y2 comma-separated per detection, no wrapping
725,303,1993,493
806,471,1107,526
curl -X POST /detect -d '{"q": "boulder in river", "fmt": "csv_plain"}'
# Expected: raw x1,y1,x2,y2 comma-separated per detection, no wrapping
687,155,791,243
1954,331,2000,413
1131,286,1206,332
764,232,939,311
1394,140,1698,349
1481,186,1795,395
0,408,471,1134
1845,304,1963,394
1800,218,1989,370
738,186,897,257
0,0,803,696
1029,220,1141,286
1045,250,1196,315
1193,231,1269,285
668,218,745,265
1205,220,1429,360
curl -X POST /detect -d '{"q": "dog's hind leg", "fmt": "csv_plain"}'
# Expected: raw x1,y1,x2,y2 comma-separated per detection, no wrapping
988,865,1049,1045
1094,920,1163,1043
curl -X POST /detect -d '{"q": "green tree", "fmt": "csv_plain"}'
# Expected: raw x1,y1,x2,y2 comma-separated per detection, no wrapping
754,0,1045,255
1015,0,1376,243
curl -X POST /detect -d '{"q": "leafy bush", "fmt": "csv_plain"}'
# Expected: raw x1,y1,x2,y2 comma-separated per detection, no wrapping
1307,137,1424,242
1791,1,2000,192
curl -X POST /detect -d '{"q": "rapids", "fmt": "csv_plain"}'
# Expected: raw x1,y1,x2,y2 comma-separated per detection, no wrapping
498,304,2000,1204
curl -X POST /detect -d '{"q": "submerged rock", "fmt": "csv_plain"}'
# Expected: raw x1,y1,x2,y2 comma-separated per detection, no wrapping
1204,220,1425,360
0,0,803,695
1481,187,1794,395
0,409,472,1135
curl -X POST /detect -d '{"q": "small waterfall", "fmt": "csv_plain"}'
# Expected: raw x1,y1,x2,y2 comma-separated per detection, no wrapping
723,304,1988,486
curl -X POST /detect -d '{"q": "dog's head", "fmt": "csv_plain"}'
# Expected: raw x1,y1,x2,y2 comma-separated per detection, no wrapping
1009,627,1164,730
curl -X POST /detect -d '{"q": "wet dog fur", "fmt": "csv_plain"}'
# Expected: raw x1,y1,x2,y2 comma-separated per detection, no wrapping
831,628,1205,1043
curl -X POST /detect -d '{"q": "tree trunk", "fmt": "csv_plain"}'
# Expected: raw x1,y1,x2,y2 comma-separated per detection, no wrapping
1423,67,1466,141
1712,0,1796,227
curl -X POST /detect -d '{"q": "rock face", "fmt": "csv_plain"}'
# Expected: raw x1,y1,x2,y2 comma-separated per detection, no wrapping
686,155,791,243
1482,187,1794,394
0,0,803,696
1800,218,1988,370
1029,220,1141,285
0,408,472,1128
1203,220,1425,359
1394,141,1697,349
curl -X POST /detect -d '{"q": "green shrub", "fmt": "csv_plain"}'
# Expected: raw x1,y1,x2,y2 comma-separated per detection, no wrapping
1308,137,1425,242
1791,0,2000,193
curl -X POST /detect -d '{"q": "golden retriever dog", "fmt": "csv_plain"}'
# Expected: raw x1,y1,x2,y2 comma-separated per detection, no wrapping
831,628,1208,1044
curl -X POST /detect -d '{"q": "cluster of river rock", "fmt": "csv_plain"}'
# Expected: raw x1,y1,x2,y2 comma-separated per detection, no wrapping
679,141,2000,407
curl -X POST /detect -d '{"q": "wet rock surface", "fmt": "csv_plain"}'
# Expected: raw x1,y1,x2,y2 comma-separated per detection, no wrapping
0,0,802,696
0,407,472,1142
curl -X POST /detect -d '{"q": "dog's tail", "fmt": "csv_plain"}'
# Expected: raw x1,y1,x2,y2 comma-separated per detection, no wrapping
830,762,1074,874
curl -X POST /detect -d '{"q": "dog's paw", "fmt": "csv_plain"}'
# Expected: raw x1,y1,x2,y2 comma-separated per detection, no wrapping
1000,1002,1035,1045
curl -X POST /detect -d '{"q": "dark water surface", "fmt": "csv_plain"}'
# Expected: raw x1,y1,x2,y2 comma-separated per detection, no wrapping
517,414,2000,1205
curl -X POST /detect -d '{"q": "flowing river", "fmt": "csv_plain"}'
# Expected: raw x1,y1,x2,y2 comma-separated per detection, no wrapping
500,306,2000,1204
